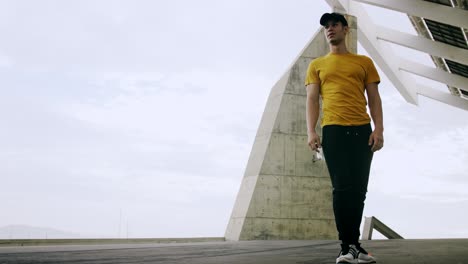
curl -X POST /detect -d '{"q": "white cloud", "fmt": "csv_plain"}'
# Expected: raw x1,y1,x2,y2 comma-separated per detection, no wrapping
0,53,12,68
0,66,272,237
369,100,468,198
64,68,272,144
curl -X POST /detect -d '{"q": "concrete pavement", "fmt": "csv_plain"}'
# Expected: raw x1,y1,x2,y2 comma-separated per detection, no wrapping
0,239,467,263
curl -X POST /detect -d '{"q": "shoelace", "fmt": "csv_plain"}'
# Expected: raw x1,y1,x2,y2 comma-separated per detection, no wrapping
355,244,369,255
348,246,358,258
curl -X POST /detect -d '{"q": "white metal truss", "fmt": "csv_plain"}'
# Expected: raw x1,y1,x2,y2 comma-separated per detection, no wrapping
376,27,468,65
353,0,468,28
417,85,468,110
399,59,468,92
325,0,468,111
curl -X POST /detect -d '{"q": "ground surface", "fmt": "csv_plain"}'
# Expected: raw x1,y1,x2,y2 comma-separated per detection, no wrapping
0,239,467,264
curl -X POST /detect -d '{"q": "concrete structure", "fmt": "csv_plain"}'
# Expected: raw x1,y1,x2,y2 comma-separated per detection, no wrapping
1,239,468,263
225,14,358,241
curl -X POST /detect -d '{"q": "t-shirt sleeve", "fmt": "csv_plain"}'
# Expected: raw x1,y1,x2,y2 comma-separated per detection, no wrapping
365,57,380,84
305,60,320,86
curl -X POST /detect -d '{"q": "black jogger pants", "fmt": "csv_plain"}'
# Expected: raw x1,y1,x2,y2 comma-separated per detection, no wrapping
322,124,374,245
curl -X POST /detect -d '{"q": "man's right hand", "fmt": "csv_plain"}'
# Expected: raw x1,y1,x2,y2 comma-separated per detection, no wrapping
308,131,321,151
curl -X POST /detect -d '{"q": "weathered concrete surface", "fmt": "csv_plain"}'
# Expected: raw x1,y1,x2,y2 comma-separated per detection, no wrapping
225,14,359,242
0,239,467,264
0,237,225,247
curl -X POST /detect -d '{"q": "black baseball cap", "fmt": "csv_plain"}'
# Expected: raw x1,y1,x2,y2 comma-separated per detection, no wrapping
320,12,348,27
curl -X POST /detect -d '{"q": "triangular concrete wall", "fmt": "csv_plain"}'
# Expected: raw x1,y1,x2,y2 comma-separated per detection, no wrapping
225,16,357,240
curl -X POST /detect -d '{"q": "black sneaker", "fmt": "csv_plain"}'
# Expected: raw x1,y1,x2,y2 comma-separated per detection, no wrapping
355,244,376,263
336,244,358,264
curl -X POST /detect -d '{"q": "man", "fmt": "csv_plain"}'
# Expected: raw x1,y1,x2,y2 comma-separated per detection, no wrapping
305,13,383,264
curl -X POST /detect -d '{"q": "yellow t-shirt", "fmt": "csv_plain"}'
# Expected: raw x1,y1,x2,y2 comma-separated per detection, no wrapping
305,52,380,127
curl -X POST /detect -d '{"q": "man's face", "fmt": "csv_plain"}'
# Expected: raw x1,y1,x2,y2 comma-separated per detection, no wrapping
323,20,348,45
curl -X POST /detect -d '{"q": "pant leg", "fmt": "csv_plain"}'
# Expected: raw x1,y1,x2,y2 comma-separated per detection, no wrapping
348,124,373,243
322,125,353,243
322,124,373,245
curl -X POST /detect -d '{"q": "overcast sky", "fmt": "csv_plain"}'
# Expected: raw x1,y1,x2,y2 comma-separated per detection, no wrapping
0,0,467,239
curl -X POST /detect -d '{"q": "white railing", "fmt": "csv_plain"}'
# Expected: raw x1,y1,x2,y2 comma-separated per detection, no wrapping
362,216,403,240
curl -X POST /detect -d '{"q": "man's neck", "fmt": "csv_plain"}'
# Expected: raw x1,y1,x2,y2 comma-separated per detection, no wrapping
329,43,349,54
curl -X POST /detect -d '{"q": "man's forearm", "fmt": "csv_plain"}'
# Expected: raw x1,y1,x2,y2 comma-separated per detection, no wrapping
306,98,320,134
369,95,384,131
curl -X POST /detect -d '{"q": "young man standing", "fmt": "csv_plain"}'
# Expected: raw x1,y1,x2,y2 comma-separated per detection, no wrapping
305,13,383,264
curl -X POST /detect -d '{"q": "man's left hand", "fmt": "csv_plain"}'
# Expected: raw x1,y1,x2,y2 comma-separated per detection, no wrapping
369,129,384,152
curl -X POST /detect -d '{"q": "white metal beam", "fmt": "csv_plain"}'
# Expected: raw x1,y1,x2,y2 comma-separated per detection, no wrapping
399,60,468,92
376,26,468,65
346,0,419,104
417,85,468,111
325,0,349,13
352,0,468,29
